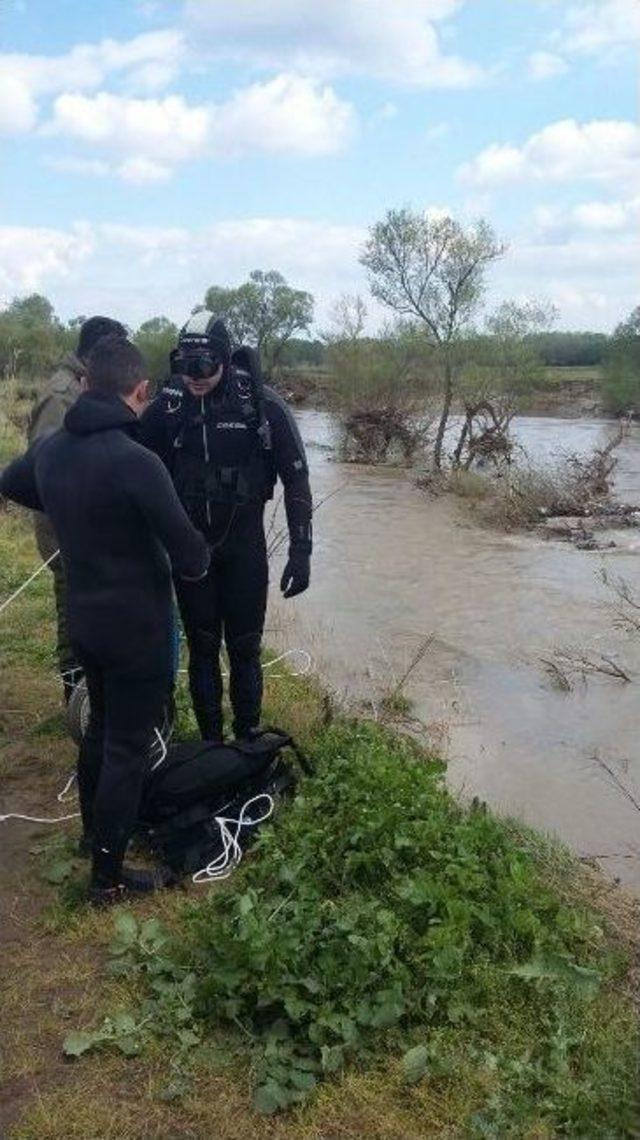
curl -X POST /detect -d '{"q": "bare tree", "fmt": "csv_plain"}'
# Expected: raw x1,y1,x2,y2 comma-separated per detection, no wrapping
326,294,367,344
360,210,505,468
452,300,557,469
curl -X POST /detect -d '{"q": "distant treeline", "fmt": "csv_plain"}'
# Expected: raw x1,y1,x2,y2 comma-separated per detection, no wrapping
279,331,610,370
1,291,638,415
0,293,614,380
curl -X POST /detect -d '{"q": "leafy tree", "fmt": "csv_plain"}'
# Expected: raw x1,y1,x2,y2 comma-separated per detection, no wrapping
204,270,314,377
602,305,640,414
133,316,179,387
613,305,640,340
0,293,69,379
279,338,326,369
6,294,59,327
360,210,504,467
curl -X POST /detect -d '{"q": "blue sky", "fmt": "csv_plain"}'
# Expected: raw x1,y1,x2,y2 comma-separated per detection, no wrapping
1,0,638,331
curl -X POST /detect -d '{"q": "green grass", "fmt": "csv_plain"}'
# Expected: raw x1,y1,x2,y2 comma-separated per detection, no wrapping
83,718,637,1135
543,366,603,387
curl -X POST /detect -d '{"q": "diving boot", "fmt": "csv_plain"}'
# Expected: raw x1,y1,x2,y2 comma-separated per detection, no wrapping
87,864,177,907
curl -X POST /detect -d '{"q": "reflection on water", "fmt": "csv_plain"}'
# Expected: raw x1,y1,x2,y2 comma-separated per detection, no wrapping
270,411,640,890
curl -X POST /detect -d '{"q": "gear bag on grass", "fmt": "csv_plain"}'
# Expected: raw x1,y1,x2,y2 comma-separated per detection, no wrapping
139,727,312,876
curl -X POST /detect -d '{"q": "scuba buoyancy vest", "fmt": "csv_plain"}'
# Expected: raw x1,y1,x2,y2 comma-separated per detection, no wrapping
138,728,313,876
170,367,273,517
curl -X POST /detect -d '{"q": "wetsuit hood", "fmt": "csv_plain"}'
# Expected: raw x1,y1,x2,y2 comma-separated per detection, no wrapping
174,313,232,389
64,390,138,436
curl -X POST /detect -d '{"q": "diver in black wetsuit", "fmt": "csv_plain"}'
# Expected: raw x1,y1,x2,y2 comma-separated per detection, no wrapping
0,336,209,904
140,313,313,742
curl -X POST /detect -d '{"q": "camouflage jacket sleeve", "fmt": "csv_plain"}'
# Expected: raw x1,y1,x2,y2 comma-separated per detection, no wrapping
28,358,84,445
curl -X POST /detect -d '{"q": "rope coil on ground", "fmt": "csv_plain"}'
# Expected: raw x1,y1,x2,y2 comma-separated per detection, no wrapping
192,793,275,884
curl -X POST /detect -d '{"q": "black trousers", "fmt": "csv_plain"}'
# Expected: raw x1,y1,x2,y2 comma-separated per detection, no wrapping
175,513,268,741
76,650,171,883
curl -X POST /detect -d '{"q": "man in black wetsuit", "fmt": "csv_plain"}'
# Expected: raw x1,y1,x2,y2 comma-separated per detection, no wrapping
28,314,127,704
0,336,209,904
140,312,313,742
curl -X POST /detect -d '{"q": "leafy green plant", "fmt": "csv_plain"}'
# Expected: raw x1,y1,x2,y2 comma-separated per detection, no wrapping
174,720,634,1128
71,720,637,1133
63,911,204,1100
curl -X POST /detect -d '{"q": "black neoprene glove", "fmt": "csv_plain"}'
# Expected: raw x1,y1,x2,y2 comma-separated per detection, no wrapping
280,548,310,599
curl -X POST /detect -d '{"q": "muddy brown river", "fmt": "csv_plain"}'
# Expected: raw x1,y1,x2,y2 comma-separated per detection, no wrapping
270,413,640,890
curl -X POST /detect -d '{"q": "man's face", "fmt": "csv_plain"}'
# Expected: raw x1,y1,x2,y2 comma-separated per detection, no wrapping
182,361,224,399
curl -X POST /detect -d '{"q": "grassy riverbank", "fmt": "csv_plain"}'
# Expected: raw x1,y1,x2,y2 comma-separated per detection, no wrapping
278,364,605,419
1,492,638,1138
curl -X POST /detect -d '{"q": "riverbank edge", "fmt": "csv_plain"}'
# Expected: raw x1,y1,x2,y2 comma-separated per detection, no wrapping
278,366,610,421
1,505,639,1139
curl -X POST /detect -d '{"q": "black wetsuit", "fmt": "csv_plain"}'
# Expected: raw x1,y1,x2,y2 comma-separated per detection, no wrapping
0,391,209,883
140,368,312,739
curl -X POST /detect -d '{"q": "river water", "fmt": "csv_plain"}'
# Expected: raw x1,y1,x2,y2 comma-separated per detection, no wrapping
269,412,640,890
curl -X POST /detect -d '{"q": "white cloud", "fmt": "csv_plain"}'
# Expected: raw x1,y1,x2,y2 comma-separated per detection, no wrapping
0,71,38,132
182,0,485,88
562,0,640,56
42,76,356,178
209,74,356,157
533,196,640,239
0,30,185,134
45,92,210,163
0,219,366,329
573,198,639,231
527,51,568,81
492,193,640,330
0,224,95,297
2,210,635,334
532,0,640,80
460,119,640,188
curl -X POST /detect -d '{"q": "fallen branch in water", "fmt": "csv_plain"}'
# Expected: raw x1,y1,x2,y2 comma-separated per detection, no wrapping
600,568,640,634
542,647,633,686
540,657,573,692
389,633,436,701
591,751,640,814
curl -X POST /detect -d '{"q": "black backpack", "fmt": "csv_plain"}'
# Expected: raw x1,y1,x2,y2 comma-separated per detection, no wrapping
139,728,312,878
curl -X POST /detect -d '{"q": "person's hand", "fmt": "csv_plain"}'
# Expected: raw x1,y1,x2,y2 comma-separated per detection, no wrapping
280,549,310,598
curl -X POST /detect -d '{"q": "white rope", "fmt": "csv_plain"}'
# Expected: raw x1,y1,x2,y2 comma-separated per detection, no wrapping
192,793,274,884
0,768,81,824
261,648,312,678
177,647,313,679
0,810,80,823
149,726,168,772
57,771,77,802
0,550,59,616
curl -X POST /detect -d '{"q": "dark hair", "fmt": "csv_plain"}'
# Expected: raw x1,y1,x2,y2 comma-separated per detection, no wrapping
85,334,148,396
77,315,127,360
